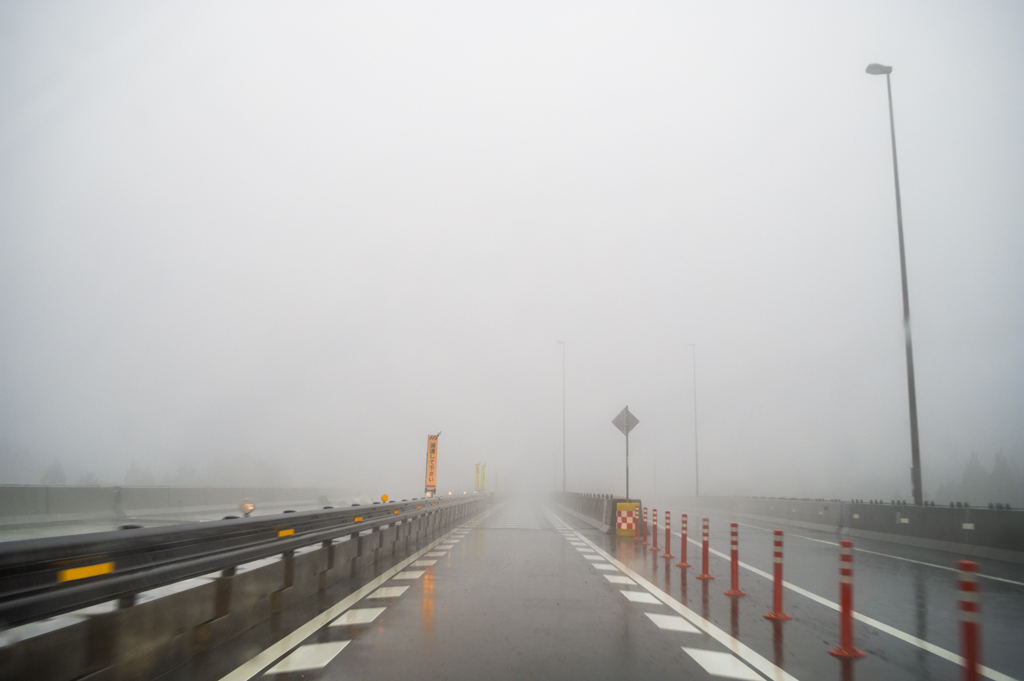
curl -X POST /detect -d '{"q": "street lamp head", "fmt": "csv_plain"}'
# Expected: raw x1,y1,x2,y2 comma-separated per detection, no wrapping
866,63,892,75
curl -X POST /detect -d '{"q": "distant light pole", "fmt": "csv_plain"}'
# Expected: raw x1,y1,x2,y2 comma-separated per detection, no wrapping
866,63,923,506
688,343,700,497
557,340,566,493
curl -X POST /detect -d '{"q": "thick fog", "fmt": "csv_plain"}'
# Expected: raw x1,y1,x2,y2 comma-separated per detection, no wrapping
1,2,1022,502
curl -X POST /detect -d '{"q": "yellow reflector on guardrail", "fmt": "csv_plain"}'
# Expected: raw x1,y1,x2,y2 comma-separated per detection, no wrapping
354,516,363,522
393,510,399,515
57,562,115,582
277,529,294,537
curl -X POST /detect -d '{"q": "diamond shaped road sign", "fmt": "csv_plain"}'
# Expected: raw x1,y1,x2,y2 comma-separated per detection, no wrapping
611,406,639,435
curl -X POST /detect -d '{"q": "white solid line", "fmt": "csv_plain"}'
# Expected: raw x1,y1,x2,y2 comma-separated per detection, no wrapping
679,533,1018,681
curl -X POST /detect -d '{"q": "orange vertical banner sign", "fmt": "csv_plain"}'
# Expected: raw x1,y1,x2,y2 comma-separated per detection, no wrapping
425,434,439,496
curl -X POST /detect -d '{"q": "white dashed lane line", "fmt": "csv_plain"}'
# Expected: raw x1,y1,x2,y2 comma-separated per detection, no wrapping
329,607,385,626
620,590,661,604
646,613,700,634
367,585,409,599
684,648,764,681
265,642,350,675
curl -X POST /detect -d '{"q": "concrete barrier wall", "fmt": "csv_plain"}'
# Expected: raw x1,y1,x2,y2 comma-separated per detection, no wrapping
555,493,640,533
0,486,362,524
667,496,1024,564
0,498,489,681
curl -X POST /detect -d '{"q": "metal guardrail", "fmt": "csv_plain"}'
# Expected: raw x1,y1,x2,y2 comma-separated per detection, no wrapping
0,494,488,628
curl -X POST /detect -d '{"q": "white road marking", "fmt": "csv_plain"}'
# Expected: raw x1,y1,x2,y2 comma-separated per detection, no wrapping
392,570,425,579
594,564,618,571
557,518,799,681
329,607,385,626
678,532,1018,681
584,554,602,561
604,574,637,585
645,613,700,634
265,642,350,674
620,590,661,604
368,585,409,599
425,551,447,557
412,559,437,567
683,648,763,681
217,521,470,681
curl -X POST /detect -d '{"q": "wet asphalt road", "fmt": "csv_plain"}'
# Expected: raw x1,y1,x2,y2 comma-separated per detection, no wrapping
160,497,1024,681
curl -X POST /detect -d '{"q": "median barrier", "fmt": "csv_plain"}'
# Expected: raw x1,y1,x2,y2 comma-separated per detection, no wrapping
0,485,364,530
553,493,642,534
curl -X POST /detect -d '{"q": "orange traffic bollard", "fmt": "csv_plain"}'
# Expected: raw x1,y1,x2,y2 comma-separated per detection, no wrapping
764,530,791,620
662,510,674,558
652,509,659,551
675,513,691,568
958,560,982,681
828,540,865,659
642,507,649,545
724,522,745,596
696,517,714,580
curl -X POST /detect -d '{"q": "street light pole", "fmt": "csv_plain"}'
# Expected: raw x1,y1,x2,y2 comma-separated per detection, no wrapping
866,63,923,506
688,343,700,497
557,341,566,493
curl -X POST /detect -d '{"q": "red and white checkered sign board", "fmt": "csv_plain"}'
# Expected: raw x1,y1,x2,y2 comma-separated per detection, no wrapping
616,510,636,530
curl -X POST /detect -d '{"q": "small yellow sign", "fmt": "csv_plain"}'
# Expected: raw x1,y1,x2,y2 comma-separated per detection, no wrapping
382,494,389,502
616,502,640,537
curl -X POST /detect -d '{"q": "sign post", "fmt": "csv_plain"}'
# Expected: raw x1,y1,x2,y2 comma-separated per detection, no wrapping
611,406,639,499
424,433,439,497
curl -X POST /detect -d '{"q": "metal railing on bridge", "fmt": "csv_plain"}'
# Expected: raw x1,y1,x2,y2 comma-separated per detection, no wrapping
0,494,487,628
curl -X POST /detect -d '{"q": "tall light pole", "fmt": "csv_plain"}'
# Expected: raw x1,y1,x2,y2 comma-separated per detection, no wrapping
866,63,923,506
557,340,566,493
688,343,700,497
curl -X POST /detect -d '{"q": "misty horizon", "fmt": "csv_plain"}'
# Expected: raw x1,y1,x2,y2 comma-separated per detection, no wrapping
1,2,1022,504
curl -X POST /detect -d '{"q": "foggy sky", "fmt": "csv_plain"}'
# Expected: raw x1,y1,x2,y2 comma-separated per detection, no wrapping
1,1,1022,501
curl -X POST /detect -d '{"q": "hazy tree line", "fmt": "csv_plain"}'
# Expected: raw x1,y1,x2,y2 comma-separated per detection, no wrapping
932,451,1024,507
